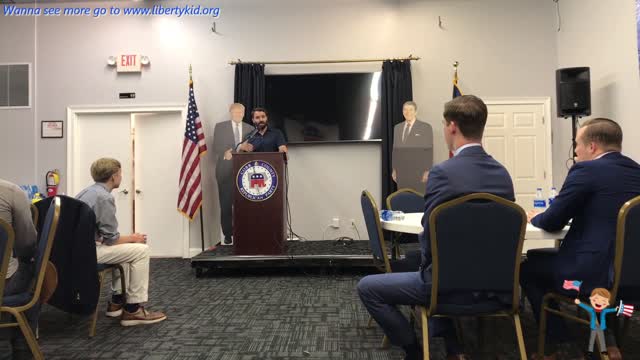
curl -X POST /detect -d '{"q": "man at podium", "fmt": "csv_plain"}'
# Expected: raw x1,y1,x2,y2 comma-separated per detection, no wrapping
238,108,288,154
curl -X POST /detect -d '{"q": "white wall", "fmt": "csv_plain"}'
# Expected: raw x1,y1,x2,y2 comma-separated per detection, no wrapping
556,0,640,163
0,16,36,185
4,0,564,248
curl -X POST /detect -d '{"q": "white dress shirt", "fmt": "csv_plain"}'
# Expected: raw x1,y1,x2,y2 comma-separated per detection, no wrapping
453,143,482,156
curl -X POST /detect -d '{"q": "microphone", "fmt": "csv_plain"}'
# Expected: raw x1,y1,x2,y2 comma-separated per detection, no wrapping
244,127,259,141
235,127,259,151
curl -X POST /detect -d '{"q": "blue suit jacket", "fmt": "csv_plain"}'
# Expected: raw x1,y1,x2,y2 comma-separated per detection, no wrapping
577,302,617,330
419,146,515,265
531,152,640,291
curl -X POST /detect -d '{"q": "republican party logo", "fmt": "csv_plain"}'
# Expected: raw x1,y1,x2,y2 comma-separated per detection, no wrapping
236,160,278,201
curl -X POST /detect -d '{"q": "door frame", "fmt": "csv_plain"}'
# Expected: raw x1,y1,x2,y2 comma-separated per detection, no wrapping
66,104,191,258
483,97,553,191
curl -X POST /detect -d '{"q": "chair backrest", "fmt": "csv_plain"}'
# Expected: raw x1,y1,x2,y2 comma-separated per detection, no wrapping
26,196,60,309
30,204,38,226
611,195,640,301
386,188,424,213
428,193,526,311
361,190,391,273
0,219,16,301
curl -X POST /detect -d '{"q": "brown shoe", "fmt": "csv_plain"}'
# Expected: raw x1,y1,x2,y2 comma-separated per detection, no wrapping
120,306,167,326
105,301,123,318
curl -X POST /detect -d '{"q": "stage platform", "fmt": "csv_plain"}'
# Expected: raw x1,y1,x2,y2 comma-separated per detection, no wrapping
190,240,381,277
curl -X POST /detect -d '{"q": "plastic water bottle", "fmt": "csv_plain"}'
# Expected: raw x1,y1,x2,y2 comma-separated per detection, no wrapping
392,211,405,221
548,187,557,206
533,188,547,210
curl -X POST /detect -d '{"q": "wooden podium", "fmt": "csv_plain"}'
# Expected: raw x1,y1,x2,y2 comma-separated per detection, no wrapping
232,152,287,255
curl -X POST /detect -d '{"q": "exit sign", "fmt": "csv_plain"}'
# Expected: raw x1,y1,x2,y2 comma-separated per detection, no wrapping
116,54,141,72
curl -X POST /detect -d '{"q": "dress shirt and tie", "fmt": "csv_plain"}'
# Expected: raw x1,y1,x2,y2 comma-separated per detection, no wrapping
213,120,252,239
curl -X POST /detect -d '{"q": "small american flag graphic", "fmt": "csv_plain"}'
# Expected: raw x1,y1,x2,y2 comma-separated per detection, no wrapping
177,80,207,219
617,301,635,317
563,280,582,292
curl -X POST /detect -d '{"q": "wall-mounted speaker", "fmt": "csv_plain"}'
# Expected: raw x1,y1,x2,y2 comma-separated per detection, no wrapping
556,67,591,117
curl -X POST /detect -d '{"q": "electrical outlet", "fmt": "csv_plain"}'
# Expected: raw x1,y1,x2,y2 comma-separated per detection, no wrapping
331,217,340,228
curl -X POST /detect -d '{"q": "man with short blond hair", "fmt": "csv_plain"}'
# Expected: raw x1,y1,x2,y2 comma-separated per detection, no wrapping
76,157,166,326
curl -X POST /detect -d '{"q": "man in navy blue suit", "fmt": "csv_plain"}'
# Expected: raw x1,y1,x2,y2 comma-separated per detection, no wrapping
521,118,640,360
358,95,514,360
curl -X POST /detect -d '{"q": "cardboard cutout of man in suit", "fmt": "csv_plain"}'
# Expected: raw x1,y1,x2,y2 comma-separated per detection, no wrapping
213,103,253,245
392,101,433,192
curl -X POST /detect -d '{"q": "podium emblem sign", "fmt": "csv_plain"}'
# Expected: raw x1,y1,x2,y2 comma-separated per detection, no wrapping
236,160,278,201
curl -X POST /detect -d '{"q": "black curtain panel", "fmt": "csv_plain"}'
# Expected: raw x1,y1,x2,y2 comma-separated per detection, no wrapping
234,63,266,124
380,60,413,204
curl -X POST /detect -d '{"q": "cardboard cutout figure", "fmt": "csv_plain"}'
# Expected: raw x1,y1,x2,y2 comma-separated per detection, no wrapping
563,280,635,356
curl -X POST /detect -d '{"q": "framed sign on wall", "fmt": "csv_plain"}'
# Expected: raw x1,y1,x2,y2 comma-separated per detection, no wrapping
41,121,63,138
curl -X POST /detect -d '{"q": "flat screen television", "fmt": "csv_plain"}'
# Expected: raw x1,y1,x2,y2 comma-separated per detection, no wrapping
265,72,382,143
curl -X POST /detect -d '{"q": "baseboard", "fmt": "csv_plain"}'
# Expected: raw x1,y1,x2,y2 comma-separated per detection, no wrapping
188,247,206,258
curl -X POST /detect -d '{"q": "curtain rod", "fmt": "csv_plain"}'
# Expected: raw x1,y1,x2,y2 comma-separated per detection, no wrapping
228,55,420,65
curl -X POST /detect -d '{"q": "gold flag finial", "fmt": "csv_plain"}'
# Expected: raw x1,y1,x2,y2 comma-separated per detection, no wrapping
189,64,193,85
453,61,459,82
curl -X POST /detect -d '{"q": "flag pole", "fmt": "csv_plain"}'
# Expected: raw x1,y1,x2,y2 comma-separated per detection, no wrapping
190,64,206,253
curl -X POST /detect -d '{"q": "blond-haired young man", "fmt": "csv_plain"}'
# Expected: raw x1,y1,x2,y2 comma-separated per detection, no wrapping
76,158,166,326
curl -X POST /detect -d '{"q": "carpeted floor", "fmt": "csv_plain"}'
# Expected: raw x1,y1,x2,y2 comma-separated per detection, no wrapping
36,258,639,359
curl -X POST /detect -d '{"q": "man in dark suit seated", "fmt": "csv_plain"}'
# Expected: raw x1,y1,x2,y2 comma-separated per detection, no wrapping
358,95,515,360
521,118,640,360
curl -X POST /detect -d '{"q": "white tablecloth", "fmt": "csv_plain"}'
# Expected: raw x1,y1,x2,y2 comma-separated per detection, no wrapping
381,212,568,241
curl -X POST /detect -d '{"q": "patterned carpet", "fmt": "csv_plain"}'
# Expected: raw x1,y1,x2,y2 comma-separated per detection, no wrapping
35,258,639,359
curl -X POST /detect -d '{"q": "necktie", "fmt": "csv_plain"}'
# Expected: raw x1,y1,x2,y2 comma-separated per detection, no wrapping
402,124,411,143
233,123,240,145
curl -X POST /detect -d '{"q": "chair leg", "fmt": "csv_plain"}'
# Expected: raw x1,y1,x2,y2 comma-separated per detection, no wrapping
381,335,390,349
514,314,527,360
537,298,549,357
14,311,43,360
89,270,106,338
115,265,127,304
420,307,429,360
367,316,374,328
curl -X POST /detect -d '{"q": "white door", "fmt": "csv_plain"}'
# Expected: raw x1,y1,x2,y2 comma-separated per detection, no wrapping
71,113,133,234
483,101,551,211
133,112,185,257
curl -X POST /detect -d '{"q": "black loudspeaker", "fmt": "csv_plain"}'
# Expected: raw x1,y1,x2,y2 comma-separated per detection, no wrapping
556,67,591,117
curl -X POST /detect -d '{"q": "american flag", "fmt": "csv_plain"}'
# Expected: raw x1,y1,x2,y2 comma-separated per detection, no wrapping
563,280,582,291
617,301,635,317
177,80,207,219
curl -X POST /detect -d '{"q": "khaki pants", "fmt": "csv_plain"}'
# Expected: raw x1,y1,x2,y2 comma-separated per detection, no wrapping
96,243,150,304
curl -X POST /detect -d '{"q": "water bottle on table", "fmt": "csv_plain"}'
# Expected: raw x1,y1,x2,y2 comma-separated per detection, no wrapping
392,211,405,221
533,188,547,210
548,187,557,206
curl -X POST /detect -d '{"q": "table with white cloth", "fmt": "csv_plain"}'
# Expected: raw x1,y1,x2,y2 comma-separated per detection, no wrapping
381,212,568,254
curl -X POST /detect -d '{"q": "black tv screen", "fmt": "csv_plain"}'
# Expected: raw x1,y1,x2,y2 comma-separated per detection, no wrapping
265,72,382,143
